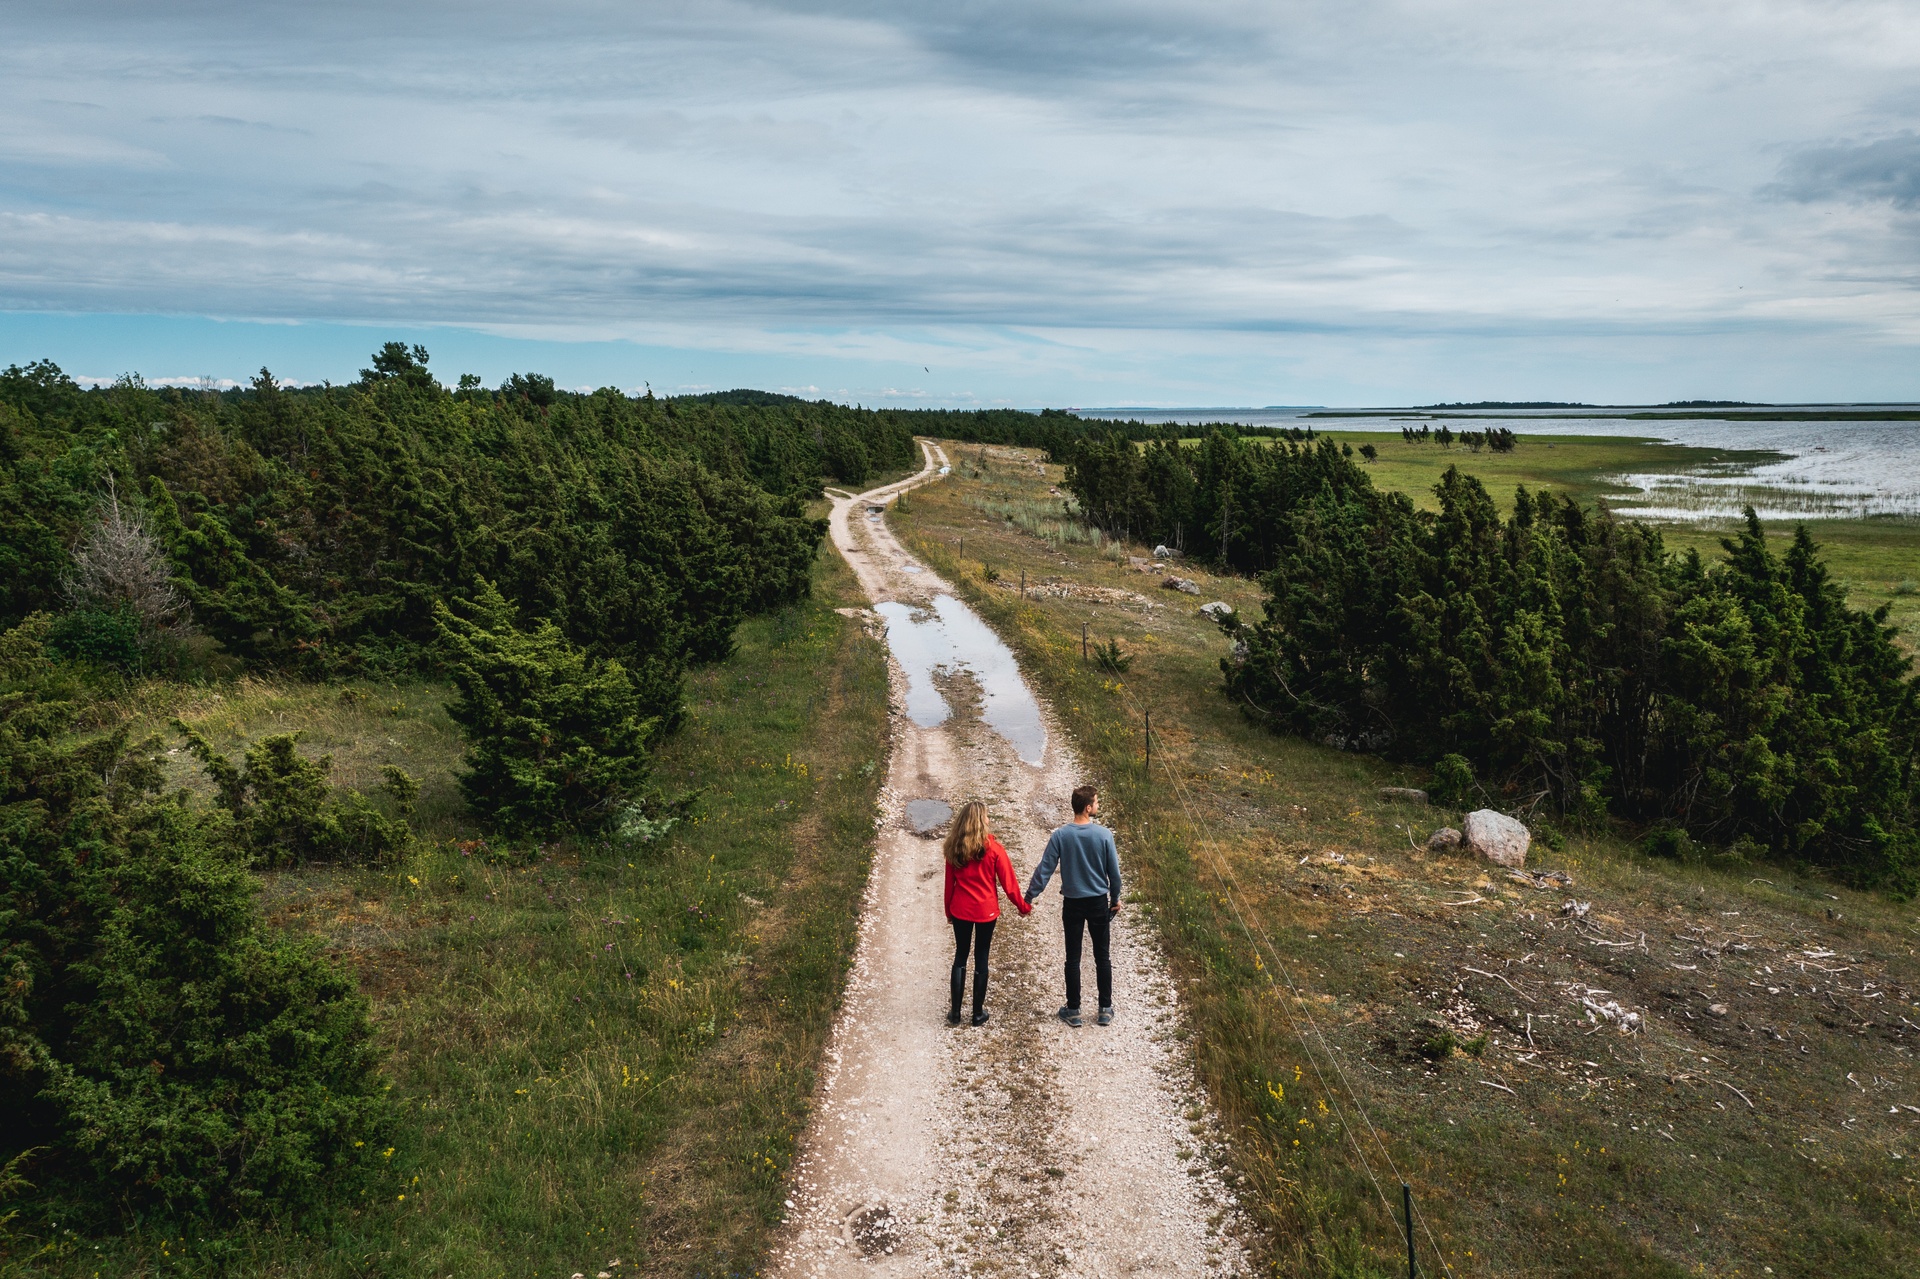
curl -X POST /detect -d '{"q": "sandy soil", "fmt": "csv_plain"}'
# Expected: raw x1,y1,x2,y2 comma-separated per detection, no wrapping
770,444,1250,1277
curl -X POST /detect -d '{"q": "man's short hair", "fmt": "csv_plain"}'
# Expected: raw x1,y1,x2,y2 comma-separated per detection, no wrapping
1071,785,1097,815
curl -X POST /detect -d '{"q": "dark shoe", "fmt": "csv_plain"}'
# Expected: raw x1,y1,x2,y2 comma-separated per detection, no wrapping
1057,1005,1082,1028
947,1004,963,1026
971,1009,990,1027
1097,1006,1115,1026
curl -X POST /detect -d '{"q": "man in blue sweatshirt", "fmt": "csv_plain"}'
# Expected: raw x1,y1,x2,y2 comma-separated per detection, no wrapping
1026,784,1121,1028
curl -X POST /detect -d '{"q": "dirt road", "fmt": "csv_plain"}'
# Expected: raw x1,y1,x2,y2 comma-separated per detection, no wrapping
770,443,1249,1277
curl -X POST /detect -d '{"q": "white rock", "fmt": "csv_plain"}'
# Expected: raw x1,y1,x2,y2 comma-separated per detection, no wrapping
1463,809,1530,868
1198,601,1234,623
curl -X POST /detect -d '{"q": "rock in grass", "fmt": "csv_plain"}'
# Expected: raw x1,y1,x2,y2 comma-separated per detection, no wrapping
1379,787,1429,805
1199,601,1235,623
1464,809,1530,868
1427,827,1461,851
1163,576,1200,594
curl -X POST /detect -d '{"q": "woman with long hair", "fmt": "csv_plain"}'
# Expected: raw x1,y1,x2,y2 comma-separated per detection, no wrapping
942,801,1031,1026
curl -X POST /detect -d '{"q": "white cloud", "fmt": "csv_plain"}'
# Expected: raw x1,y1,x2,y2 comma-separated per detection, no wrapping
0,0,1916,401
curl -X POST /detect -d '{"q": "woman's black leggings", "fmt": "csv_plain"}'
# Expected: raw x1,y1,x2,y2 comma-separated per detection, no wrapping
950,918,997,1012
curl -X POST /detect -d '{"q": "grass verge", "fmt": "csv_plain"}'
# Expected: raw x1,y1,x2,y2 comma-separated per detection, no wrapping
14,545,888,1279
896,441,1920,1278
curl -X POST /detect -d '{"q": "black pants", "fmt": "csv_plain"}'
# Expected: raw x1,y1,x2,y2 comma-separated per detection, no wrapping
950,918,996,1013
1062,895,1113,1010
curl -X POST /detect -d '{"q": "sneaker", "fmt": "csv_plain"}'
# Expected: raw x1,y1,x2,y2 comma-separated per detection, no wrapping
946,1005,963,1026
1097,1006,1115,1026
971,1009,990,1027
1057,1006,1083,1028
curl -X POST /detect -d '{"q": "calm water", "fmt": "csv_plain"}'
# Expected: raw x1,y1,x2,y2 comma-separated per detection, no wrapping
874,594,1048,765
1082,406,1920,522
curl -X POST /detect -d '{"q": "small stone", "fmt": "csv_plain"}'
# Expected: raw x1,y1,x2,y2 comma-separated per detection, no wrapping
1463,809,1530,868
1427,827,1461,851
1707,1003,1729,1017
1379,787,1429,805
1163,575,1201,594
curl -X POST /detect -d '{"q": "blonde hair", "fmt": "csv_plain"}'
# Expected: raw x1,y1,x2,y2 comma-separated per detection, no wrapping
942,801,988,868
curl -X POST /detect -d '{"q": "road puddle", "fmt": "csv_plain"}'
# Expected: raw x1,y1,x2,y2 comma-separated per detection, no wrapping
904,798,952,835
874,594,1047,765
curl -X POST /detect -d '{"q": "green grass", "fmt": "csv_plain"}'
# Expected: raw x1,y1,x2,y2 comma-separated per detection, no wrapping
1315,429,1769,513
17,546,889,1279
896,441,1920,1278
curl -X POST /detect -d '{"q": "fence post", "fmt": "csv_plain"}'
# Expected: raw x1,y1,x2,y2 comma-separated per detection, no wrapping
1403,1182,1415,1279
1144,709,1151,775
1020,569,1026,599
1082,623,1089,661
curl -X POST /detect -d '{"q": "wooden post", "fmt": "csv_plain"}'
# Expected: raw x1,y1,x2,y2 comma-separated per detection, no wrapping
1403,1183,1416,1279
1020,569,1026,599
1144,709,1151,775
1082,623,1089,661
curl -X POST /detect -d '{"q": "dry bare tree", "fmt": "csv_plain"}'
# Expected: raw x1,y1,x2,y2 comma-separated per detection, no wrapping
65,474,191,634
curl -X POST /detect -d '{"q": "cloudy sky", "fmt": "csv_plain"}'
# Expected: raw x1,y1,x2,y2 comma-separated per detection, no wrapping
4,1,1919,405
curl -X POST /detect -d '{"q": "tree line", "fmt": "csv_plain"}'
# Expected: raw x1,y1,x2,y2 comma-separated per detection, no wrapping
1061,430,1918,891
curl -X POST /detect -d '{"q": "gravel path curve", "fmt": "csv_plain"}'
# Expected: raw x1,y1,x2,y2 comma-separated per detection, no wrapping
770,443,1250,1278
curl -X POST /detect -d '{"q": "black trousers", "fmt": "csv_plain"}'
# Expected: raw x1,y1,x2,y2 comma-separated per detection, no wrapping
1062,894,1113,1009
950,918,997,1012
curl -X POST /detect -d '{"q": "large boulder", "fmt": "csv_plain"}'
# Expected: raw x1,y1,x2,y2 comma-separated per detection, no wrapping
1463,809,1530,868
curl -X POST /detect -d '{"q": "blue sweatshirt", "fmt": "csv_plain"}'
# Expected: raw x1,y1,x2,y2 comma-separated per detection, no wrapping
1026,821,1121,907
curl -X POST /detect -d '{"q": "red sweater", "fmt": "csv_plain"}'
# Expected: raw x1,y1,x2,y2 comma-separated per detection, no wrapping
944,834,1032,922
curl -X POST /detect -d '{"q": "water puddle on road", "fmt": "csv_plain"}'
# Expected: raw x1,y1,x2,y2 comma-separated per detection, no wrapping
874,594,1048,766
904,798,952,835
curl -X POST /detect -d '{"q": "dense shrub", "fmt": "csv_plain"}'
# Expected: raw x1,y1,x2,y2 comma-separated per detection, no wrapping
44,603,144,669
0,672,387,1221
435,582,655,838
174,723,412,867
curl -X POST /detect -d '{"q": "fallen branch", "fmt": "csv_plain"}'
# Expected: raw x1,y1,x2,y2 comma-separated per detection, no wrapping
1463,965,1538,1004
1715,1079,1754,1110
1439,894,1486,908
1478,1080,1517,1095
